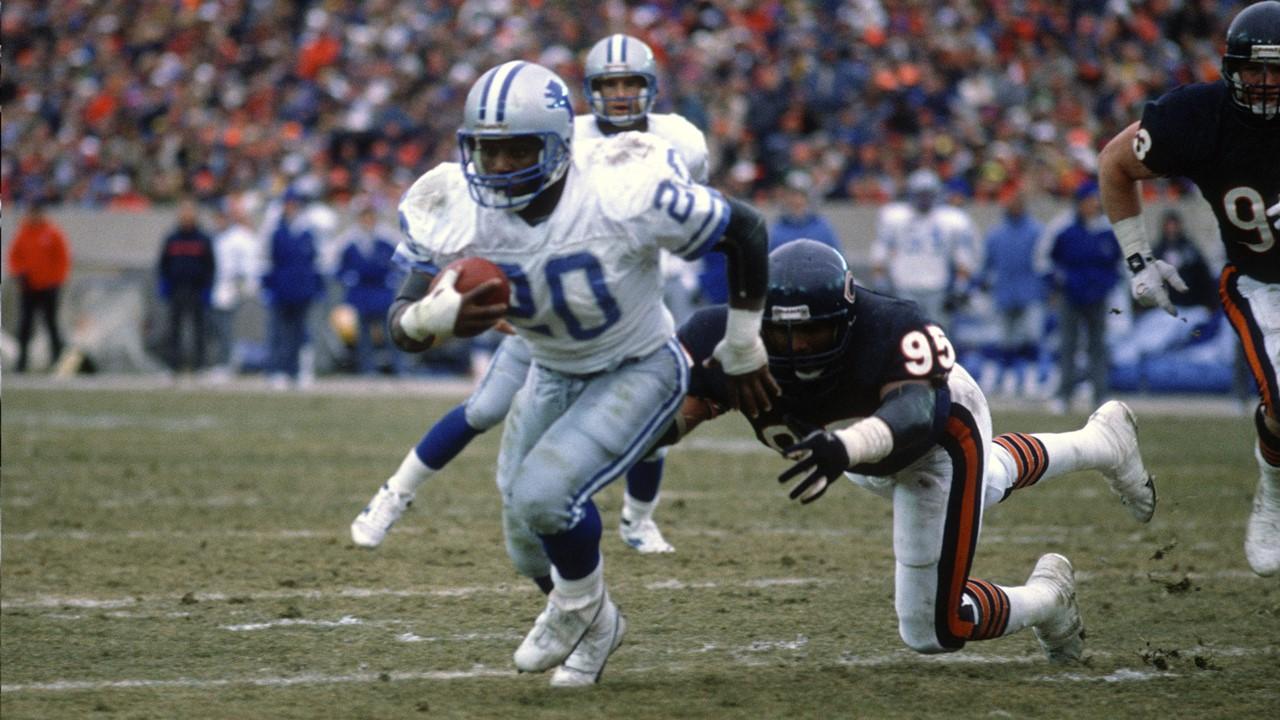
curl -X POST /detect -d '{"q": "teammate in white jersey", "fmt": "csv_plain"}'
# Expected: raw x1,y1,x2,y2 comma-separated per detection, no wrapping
870,169,978,328
353,34,709,555
380,61,775,687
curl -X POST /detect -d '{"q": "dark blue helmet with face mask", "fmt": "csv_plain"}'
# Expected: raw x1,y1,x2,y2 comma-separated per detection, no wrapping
762,239,857,385
1222,0,1280,120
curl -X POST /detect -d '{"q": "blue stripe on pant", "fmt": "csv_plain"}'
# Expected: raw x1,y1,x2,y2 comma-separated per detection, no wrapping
497,338,689,578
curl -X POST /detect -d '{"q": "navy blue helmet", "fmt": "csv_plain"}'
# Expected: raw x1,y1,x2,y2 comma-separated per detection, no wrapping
762,239,857,384
1222,1,1280,120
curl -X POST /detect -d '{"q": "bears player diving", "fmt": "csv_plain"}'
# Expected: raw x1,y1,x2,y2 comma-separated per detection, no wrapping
664,239,1157,662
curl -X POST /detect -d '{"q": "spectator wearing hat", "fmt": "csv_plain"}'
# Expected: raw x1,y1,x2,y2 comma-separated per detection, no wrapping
7,200,72,372
334,201,402,376
1039,179,1121,414
261,187,325,389
768,171,843,255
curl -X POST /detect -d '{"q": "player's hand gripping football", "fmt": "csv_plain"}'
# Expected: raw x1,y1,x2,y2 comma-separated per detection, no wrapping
1129,258,1188,317
777,429,850,504
400,268,508,341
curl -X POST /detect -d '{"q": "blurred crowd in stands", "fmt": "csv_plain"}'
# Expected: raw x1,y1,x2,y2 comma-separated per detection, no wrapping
2,0,1248,214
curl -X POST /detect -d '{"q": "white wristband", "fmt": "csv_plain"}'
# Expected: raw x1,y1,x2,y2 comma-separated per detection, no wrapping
834,417,893,466
1112,216,1152,267
724,307,763,347
398,268,461,342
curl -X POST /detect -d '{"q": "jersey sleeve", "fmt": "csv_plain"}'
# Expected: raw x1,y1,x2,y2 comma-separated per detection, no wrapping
594,133,730,261
874,312,955,388
393,163,474,275
1136,85,1214,177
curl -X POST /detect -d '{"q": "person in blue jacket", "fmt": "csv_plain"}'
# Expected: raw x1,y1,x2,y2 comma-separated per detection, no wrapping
262,187,325,388
1042,179,1120,414
979,190,1046,397
768,170,842,255
336,200,402,375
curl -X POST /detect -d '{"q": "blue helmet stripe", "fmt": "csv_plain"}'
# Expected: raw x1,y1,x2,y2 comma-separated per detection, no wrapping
620,35,628,61
495,61,526,122
476,67,499,120
606,35,613,62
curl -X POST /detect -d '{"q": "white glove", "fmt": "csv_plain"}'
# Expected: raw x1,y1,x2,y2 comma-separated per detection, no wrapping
399,268,461,342
711,307,767,375
1113,215,1188,317
1130,258,1189,316
1268,197,1280,231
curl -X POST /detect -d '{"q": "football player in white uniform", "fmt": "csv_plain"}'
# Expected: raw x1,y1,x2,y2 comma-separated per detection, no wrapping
870,169,978,328
352,35,710,555
381,61,775,687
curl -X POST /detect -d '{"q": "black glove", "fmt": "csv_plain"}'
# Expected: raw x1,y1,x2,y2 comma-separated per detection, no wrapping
777,429,850,504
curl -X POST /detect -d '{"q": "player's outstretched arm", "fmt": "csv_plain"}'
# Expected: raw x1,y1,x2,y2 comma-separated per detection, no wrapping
778,380,940,503
708,196,780,417
1099,122,1188,316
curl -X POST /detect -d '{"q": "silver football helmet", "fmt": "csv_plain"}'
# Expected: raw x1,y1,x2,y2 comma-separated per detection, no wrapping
583,34,658,127
906,168,941,212
457,61,574,210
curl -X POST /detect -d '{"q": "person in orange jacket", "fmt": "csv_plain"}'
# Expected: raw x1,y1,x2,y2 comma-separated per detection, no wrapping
7,199,72,372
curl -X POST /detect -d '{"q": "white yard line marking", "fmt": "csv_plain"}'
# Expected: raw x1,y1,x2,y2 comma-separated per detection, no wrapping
1,667,514,693
5,645,1271,694
4,411,222,432
0,578,827,611
1040,669,1174,682
6,566,1266,614
3,519,1241,544
221,615,366,631
0,584,536,610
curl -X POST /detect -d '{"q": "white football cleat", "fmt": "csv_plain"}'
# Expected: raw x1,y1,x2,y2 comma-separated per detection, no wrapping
1088,400,1157,523
1028,553,1084,664
549,596,627,687
514,591,607,673
619,516,674,554
1245,449,1280,577
350,483,413,548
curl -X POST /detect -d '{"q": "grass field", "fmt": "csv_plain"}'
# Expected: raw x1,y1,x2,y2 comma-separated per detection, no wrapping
2,381,1277,719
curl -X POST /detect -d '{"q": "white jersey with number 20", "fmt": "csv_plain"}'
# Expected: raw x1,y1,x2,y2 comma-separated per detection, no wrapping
396,132,729,374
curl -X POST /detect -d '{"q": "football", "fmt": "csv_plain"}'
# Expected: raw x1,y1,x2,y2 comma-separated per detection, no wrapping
431,257,511,337
434,257,510,306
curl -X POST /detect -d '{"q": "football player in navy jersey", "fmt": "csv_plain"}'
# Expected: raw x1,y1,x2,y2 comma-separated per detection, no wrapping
667,239,1158,662
1099,0,1280,576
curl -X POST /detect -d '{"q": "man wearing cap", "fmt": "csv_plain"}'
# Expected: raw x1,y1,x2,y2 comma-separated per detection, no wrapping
1038,179,1121,414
